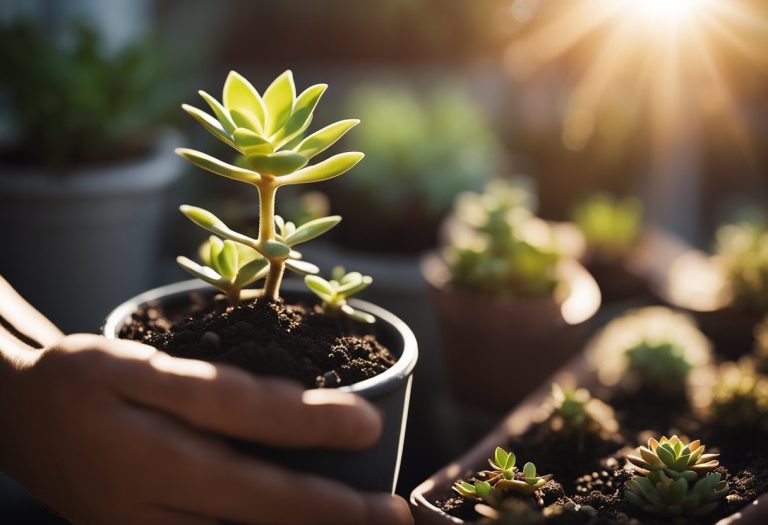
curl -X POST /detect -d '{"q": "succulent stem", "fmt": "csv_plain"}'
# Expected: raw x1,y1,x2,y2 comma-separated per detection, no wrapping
257,181,287,300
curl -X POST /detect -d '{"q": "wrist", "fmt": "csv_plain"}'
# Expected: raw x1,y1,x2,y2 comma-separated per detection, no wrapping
0,347,35,473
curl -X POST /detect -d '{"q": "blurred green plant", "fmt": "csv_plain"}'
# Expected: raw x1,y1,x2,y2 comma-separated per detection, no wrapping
572,193,643,260
305,266,374,323
715,222,768,313
445,179,562,298
176,70,366,304
587,307,712,395
709,359,768,434
339,84,502,222
625,435,728,518
453,447,552,500
546,383,618,444
0,20,173,170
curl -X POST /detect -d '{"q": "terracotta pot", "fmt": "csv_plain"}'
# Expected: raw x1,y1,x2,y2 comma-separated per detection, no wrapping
409,356,768,525
102,279,418,494
422,255,601,412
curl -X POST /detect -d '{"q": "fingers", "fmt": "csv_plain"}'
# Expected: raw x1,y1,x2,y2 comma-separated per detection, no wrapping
105,339,382,450
0,324,35,354
0,275,63,348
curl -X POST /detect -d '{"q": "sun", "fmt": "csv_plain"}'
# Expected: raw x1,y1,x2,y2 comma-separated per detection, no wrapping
503,0,768,154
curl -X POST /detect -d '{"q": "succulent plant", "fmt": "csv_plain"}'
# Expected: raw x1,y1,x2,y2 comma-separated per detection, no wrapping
547,383,619,440
625,436,729,518
709,359,768,434
627,436,720,482
453,447,552,500
625,470,729,518
586,307,712,394
714,222,768,313
304,267,374,324
572,193,643,260
452,480,494,501
444,179,562,299
176,70,366,304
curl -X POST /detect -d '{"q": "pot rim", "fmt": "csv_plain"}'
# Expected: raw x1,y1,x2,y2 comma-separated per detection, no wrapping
102,278,418,397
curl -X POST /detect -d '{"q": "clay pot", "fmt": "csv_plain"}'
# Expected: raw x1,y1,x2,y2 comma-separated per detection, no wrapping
422,255,601,412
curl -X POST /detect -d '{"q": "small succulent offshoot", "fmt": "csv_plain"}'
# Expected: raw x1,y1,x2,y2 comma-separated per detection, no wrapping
709,359,768,434
715,222,768,314
176,70,364,303
305,267,375,324
625,435,729,518
452,447,552,501
547,383,619,443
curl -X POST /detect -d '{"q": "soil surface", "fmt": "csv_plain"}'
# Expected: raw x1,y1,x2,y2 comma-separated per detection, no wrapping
432,388,768,525
119,293,396,388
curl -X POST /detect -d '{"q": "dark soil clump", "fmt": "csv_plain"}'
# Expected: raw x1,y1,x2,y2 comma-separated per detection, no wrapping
120,296,396,388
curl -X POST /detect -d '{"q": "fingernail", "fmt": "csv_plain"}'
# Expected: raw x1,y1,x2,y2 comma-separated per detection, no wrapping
365,494,413,525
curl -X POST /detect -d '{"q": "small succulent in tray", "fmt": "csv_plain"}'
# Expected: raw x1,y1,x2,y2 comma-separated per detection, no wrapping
453,447,552,500
625,435,729,518
175,70,368,305
709,359,768,434
714,222,768,314
572,193,643,261
546,383,619,444
586,307,712,395
445,179,562,299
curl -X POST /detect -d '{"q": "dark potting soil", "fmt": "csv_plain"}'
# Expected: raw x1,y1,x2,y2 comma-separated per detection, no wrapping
432,391,768,525
119,295,396,388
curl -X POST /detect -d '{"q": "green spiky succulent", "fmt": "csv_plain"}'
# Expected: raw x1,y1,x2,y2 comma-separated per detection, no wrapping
624,341,693,392
710,359,768,434
176,70,365,303
304,267,374,324
572,193,643,261
453,447,552,500
627,436,720,482
547,383,619,441
445,179,562,299
625,436,728,518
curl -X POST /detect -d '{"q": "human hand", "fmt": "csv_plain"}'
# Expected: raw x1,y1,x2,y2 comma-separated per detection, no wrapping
0,278,413,525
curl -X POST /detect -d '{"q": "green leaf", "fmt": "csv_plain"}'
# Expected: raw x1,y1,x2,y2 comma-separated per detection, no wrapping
198,90,237,133
217,240,238,279
261,240,291,258
285,259,320,275
657,445,676,468
234,257,269,287
475,481,492,498
494,448,508,470
273,83,327,147
337,275,372,296
180,205,227,231
230,108,263,133
175,148,260,184
340,304,375,324
277,152,364,186
263,70,295,136
505,450,517,471
206,236,224,266
305,275,334,299
176,256,223,288
223,71,266,132
295,119,359,159
245,151,308,176
284,215,341,246
523,462,537,481
181,104,236,148
233,128,274,155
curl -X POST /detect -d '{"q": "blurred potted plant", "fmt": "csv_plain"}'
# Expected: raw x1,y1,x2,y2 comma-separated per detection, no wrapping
656,221,768,358
102,70,418,492
422,179,601,413
0,20,181,331
571,193,649,302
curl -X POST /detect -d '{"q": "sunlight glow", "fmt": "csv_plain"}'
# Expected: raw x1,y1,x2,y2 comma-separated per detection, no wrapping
505,0,768,154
